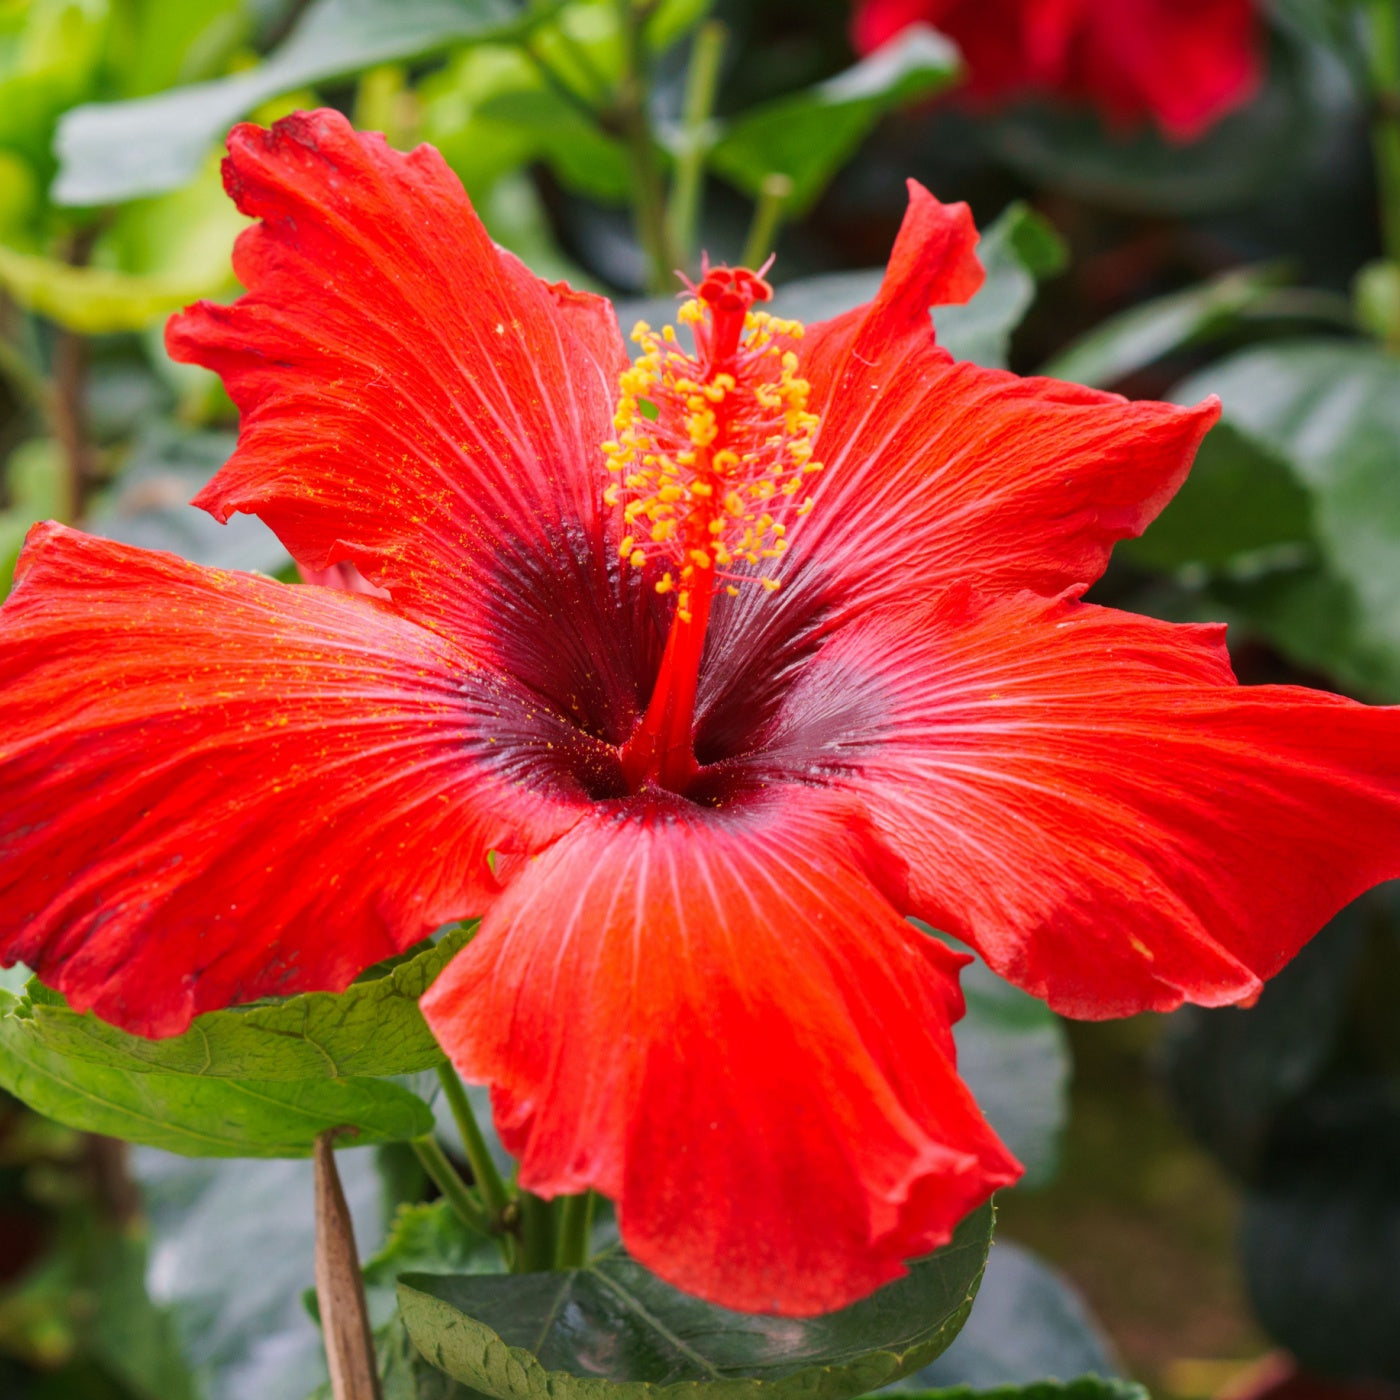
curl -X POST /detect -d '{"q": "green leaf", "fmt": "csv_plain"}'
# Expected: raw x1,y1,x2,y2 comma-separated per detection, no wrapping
1162,904,1365,1182
951,948,1069,1191
399,1203,993,1400
474,87,631,201
135,1147,389,1400
934,202,1065,370
107,0,250,100
898,1379,1146,1400
1239,1081,1400,1383
1042,266,1282,390
364,1199,500,1290
84,423,291,574
1117,421,1315,575
708,25,960,216
54,0,558,207
892,1244,1119,1392
0,239,227,333
1175,340,1400,654
1206,563,1400,701
20,926,471,1081
0,986,435,1155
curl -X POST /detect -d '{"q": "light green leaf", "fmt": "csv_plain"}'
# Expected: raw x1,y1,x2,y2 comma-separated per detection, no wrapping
709,25,960,216
20,926,471,1081
54,0,558,206
0,239,226,333
0,986,435,1155
107,0,250,99
400,1204,993,1400
1042,266,1282,390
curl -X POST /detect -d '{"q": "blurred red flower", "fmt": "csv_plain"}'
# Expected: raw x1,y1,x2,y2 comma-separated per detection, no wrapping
3,109,1398,1314
853,0,1263,141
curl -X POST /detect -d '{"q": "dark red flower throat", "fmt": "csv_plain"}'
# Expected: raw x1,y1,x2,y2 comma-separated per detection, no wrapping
611,263,823,795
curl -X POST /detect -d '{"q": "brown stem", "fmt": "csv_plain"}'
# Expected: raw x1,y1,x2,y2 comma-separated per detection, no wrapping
314,1132,383,1400
52,226,100,522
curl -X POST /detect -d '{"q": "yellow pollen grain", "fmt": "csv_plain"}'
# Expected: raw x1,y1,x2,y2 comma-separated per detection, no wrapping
602,296,824,601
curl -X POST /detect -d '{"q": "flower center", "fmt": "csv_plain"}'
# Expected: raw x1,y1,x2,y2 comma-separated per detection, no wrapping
607,262,823,795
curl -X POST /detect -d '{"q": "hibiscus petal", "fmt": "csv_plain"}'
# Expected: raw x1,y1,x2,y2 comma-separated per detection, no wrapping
166,109,636,665
763,588,1400,1018
422,787,1018,1316
773,183,1218,610
0,525,591,1036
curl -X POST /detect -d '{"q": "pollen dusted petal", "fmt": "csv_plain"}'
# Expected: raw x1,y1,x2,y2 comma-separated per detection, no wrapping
0,525,589,1037
422,789,1018,1315
768,587,1400,1017
167,109,647,717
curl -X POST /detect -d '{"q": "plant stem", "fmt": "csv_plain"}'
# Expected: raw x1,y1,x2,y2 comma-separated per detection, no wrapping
514,1190,558,1272
554,1191,595,1269
666,21,726,273
412,1136,491,1238
1367,0,1400,268
315,1133,383,1400
434,1063,513,1227
615,0,678,292
740,173,794,270
51,225,101,523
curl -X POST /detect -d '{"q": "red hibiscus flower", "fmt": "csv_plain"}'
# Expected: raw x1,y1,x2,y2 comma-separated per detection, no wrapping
853,0,1263,142
4,109,1400,1315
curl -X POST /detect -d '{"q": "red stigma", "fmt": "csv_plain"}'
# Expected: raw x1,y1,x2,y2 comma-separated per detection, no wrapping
692,259,774,366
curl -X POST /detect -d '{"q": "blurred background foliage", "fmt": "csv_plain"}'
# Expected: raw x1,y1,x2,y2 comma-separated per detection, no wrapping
2,0,1400,1397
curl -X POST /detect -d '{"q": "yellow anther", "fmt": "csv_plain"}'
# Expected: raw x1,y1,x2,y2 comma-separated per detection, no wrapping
600,274,821,603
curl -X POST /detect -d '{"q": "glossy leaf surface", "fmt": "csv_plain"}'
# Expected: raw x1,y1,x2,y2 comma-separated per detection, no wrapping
54,0,555,205
709,27,960,215
399,1205,993,1400
19,928,471,1081
1042,267,1281,390
0,986,435,1155
891,1243,1118,1391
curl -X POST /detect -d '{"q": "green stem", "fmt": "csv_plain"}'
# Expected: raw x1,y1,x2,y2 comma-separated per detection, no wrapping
666,21,726,273
616,0,677,292
740,173,794,270
434,1063,512,1226
514,1190,558,1273
1366,0,1400,268
554,1192,595,1269
412,1137,490,1238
